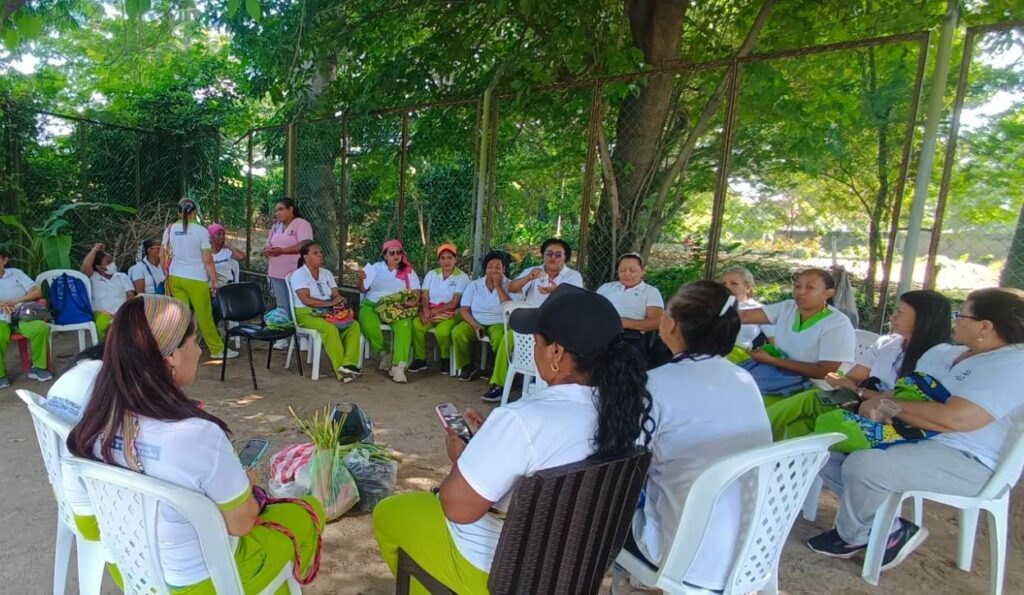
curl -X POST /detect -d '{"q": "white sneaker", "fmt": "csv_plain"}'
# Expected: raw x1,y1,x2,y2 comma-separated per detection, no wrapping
378,351,392,371
211,349,240,360
390,362,407,383
273,339,290,351
299,336,310,352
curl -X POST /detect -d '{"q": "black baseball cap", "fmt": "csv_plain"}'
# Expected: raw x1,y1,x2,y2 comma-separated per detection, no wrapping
509,284,623,359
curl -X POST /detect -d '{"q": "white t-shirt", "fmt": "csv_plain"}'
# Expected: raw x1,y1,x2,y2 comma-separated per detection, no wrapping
290,265,338,303
163,222,212,282
363,261,421,303
856,333,905,391
90,272,134,314
736,299,772,349
460,277,514,327
596,281,664,320
633,356,771,590
0,267,35,323
128,260,166,294
91,417,251,587
761,300,855,365
212,248,237,286
48,359,103,520
515,265,584,306
421,268,469,305
916,344,1024,470
448,383,599,571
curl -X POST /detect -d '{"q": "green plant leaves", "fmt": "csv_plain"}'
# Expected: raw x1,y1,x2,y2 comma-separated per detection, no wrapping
245,0,261,22
41,234,73,270
227,0,242,17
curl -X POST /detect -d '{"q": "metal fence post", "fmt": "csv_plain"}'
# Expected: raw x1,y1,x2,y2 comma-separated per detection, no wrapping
286,122,297,200
704,60,742,280
473,88,494,277
338,116,349,283
245,131,254,270
398,111,409,244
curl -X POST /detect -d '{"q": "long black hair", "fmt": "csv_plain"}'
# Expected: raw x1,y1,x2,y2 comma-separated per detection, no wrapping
898,290,952,376
178,198,197,234
538,333,654,455
296,240,316,268
277,197,300,219
968,287,1024,344
666,280,741,356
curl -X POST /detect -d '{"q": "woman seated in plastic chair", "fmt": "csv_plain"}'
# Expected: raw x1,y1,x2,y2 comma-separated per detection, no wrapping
409,243,469,375
624,280,771,592
128,239,166,295
451,250,516,403
291,242,362,383
358,239,421,384
373,284,652,593
597,252,668,369
66,295,324,594
767,290,951,441
0,248,52,389
736,268,856,405
720,266,773,350
81,243,136,340
807,288,1024,573
508,238,584,306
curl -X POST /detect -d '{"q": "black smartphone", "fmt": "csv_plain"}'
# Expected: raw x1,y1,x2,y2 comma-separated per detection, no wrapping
238,438,270,468
817,388,860,407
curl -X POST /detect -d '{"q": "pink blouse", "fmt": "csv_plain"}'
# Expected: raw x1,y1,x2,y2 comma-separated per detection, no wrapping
264,218,313,279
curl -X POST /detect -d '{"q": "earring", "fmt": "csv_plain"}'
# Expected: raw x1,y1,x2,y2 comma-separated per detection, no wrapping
549,361,559,373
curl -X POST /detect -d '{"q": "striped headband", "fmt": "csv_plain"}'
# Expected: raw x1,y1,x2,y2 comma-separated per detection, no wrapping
141,294,192,357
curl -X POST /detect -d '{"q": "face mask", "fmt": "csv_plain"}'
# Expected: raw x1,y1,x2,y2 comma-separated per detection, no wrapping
104,264,117,275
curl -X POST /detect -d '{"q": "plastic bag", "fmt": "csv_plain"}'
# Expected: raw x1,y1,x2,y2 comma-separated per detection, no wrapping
342,446,398,512
268,443,316,498
309,446,360,520
332,402,375,445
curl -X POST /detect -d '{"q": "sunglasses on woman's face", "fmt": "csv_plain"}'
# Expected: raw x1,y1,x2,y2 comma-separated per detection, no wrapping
388,250,404,256
544,251,565,258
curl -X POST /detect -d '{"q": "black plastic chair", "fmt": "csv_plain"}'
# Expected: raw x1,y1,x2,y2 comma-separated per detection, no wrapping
397,447,653,594
217,282,301,389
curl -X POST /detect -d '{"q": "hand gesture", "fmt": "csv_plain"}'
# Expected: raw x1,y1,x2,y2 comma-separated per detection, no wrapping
420,308,432,325
749,347,774,364
824,372,845,389
474,325,486,341
463,408,486,434
537,281,557,295
527,268,543,281
92,243,105,252
246,467,259,486
445,427,467,463
859,398,901,424
358,270,367,282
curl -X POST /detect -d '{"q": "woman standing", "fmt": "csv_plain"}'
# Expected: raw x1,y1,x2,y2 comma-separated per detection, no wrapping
209,223,246,286
128,239,166,295
409,243,469,374
358,239,421,384
0,248,52,388
373,284,651,593
81,243,136,340
291,242,363,382
451,250,515,402
264,198,313,349
508,238,583,306
162,198,236,360
67,295,324,594
720,266,771,349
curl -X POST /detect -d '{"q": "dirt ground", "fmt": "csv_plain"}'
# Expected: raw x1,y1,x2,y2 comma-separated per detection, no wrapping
1,337,1022,594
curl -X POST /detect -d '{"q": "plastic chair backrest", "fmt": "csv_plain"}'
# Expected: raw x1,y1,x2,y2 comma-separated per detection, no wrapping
36,269,94,302
488,447,652,595
71,457,247,595
285,272,301,324
501,301,535,365
229,259,241,284
217,282,266,323
16,389,76,529
853,329,880,362
978,408,1024,500
658,433,842,594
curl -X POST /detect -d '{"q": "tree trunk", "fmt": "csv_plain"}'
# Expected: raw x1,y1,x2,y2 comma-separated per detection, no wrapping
1001,202,1024,289
296,56,341,269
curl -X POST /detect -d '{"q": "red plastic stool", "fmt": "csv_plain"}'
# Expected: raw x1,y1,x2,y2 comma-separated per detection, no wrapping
12,332,53,373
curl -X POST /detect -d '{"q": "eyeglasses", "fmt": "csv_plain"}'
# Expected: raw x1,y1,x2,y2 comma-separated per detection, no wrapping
387,250,404,256
954,310,980,321
544,251,565,258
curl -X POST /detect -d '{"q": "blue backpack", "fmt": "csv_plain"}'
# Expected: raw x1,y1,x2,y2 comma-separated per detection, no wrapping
49,273,94,325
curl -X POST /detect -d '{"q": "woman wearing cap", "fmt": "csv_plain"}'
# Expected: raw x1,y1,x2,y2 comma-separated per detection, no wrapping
623,281,770,592
358,239,421,383
162,198,236,360
0,248,52,389
81,242,136,340
291,242,363,382
737,268,855,402
720,266,772,349
409,243,469,374
263,198,313,315
508,238,584,306
373,284,652,592
451,250,516,402
67,295,324,594
129,239,166,295
209,223,246,287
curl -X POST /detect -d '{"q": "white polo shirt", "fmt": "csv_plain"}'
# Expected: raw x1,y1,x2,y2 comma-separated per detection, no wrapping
212,248,237,285
761,300,855,365
90,272,134,314
460,277,513,326
918,344,1024,470
596,281,664,320
0,267,35,323
363,261,421,303
163,222,212,282
128,260,166,294
736,299,772,349
290,265,337,302
421,268,469,305
515,265,584,306
449,383,599,571
856,333,905,391
633,356,771,590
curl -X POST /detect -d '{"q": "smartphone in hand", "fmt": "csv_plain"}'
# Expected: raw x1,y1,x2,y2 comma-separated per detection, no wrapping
238,438,270,469
435,402,473,443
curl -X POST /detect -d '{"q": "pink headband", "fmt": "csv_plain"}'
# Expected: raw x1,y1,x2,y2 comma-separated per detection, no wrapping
382,239,413,287
207,223,225,239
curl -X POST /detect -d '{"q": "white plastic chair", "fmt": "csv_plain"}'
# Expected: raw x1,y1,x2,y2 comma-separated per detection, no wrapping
615,433,843,595
500,301,545,406
16,389,107,595
284,272,365,381
36,269,100,352
71,457,301,595
226,260,242,348
853,329,880,362
860,411,1024,592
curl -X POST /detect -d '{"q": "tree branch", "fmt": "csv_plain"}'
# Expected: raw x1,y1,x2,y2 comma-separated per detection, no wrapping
596,116,620,265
